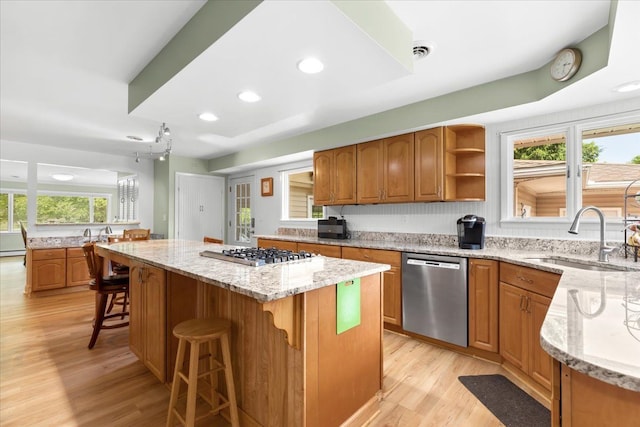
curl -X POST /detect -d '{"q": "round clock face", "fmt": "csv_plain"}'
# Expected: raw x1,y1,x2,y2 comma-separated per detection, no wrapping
550,48,582,82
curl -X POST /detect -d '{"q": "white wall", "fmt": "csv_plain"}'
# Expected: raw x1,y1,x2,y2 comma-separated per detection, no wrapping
0,140,155,238
245,98,640,245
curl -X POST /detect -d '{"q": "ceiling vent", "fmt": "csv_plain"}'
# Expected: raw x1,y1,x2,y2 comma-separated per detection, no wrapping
413,40,436,61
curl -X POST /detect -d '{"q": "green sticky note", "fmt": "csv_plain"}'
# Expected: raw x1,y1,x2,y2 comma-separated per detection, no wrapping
336,278,361,334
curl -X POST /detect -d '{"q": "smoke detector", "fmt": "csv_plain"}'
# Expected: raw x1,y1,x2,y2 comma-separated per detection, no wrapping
413,40,436,61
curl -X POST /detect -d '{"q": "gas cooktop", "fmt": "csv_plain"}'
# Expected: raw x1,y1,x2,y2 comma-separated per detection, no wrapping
200,247,315,267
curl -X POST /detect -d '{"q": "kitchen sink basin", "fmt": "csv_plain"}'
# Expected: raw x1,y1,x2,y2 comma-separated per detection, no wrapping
524,257,626,272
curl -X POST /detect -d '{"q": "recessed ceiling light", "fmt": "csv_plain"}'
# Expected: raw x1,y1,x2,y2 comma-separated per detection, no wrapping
199,112,219,121
52,173,74,181
297,57,324,74
238,91,261,103
126,135,143,141
614,81,640,93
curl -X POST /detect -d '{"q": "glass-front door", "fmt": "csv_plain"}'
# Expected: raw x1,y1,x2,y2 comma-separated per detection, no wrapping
228,176,253,246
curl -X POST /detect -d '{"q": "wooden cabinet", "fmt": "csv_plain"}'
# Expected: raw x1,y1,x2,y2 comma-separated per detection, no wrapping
313,145,357,205
257,238,299,251
65,247,91,287
468,258,498,352
342,247,402,326
443,125,485,201
499,262,560,392
129,261,166,382
560,364,640,427
357,133,414,204
414,127,444,201
30,249,66,291
297,242,342,258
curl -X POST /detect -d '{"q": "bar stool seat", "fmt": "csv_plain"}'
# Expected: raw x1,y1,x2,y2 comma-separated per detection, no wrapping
166,318,239,427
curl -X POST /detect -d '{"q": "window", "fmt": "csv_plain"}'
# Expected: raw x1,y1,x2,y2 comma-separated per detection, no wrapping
281,167,325,220
502,115,640,222
0,191,27,232
36,192,110,224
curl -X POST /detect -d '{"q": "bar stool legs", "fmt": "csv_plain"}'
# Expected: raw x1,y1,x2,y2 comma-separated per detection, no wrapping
166,318,239,427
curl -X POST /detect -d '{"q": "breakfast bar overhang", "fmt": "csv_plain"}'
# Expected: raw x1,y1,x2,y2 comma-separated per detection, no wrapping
96,239,390,427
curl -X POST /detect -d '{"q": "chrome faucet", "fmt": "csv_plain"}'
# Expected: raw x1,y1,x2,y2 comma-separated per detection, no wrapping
568,206,615,262
97,225,113,242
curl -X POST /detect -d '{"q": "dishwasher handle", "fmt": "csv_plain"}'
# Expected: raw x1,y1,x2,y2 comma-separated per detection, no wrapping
406,258,461,270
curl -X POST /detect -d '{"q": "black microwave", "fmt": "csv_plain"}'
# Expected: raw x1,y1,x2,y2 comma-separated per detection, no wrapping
317,217,348,239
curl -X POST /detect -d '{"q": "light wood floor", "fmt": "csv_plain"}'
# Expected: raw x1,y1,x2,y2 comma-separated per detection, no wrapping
0,256,508,426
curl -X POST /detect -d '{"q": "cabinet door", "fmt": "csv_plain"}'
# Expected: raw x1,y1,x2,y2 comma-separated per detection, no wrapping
499,282,528,372
313,150,333,205
333,145,357,205
469,259,498,352
298,242,341,258
66,255,91,287
128,262,144,360
528,292,553,391
382,266,402,326
414,128,443,201
32,259,66,291
143,264,166,382
383,133,414,203
357,140,384,204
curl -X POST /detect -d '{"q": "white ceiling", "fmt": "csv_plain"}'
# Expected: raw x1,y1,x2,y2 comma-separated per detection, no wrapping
1,0,639,172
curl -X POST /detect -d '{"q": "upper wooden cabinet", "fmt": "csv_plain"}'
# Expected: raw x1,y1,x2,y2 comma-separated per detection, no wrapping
357,133,414,204
443,125,485,201
313,145,357,206
414,128,444,201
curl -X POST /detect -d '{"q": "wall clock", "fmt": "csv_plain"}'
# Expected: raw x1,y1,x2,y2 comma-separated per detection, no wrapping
550,48,582,82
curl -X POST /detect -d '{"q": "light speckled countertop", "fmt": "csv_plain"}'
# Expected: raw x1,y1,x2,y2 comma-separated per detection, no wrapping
96,239,390,304
259,234,640,392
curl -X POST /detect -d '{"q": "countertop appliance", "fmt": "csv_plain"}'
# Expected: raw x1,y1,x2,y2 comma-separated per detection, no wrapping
402,253,468,347
317,216,348,239
457,214,486,249
200,247,314,267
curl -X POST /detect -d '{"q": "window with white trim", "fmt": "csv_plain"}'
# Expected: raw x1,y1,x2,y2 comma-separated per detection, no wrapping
502,115,640,222
0,190,27,232
281,167,325,220
36,191,110,224
117,175,138,221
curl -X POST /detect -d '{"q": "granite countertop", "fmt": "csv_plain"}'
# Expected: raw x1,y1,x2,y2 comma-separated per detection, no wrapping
27,236,88,249
258,234,640,392
96,239,390,303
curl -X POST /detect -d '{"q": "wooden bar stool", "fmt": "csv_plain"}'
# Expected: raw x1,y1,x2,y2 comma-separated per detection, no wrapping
166,318,239,427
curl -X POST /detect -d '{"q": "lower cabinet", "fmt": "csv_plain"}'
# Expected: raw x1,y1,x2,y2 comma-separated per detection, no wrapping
66,247,92,287
342,247,402,326
297,242,342,258
499,263,559,392
468,258,499,352
257,238,299,251
30,249,66,291
129,261,166,382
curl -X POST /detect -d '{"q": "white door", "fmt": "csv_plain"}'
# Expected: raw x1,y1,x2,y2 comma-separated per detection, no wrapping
175,173,225,241
228,176,254,246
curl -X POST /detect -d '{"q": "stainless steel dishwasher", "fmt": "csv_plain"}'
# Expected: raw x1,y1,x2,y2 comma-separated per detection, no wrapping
402,253,468,347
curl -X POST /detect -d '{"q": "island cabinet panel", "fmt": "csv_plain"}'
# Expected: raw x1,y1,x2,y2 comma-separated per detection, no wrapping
129,261,166,382
257,238,298,251
561,364,640,427
65,247,91,287
468,258,499,352
342,247,402,326
414,127,444,201
30,249,66,291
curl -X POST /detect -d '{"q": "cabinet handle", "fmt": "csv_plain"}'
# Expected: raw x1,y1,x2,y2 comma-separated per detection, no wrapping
519,295,525,311
525,296,531,313
438,185,442,198
517,275,533,284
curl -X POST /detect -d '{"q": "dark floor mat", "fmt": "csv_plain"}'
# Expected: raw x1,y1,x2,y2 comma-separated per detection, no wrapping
458,374,550,427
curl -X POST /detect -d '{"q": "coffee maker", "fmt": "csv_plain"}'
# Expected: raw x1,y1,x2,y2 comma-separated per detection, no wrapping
457,215,486,249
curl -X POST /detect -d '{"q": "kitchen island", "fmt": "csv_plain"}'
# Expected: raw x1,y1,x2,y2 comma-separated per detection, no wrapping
95,239,390,427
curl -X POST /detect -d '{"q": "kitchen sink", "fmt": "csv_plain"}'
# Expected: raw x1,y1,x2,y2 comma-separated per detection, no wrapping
524,257,626,272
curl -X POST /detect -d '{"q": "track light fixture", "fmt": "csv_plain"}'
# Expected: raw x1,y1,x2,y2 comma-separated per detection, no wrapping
135,152,140,163
135,122,173,162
